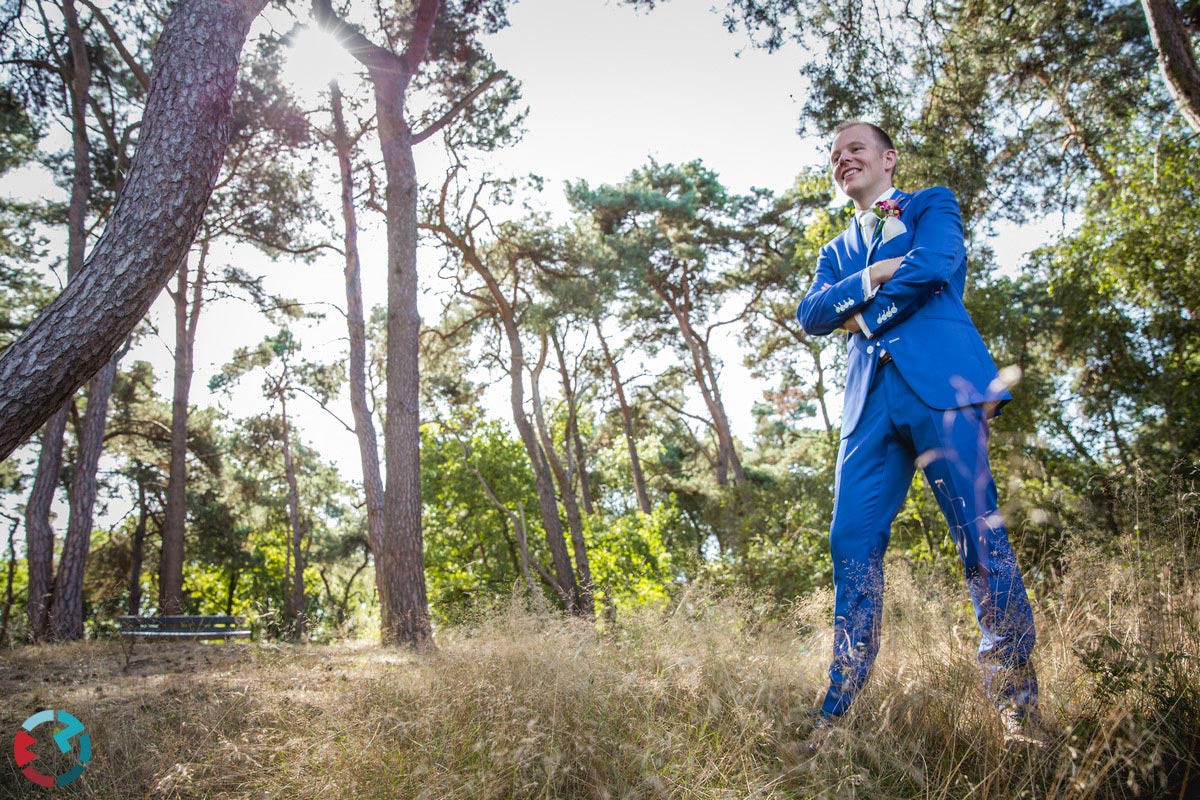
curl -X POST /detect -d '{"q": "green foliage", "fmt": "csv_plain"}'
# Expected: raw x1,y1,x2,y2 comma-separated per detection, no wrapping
721,0,1163,224
585,500,676,614
1034,127,1200,476
202,414,369,639
0,85,52,349
421,418,539,625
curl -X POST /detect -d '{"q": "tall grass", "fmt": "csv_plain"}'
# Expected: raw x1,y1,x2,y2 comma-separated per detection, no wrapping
1,536,1196,798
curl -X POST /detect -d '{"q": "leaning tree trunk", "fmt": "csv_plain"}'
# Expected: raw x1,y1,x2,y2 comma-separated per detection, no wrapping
1141,0,1200,135
50,354,119,640
659,287,744,484
0,0,270,462
330,80,388,616
160,245,206,614
506,340,580,613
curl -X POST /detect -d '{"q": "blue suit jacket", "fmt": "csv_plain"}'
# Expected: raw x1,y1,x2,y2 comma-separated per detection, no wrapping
797,187,1011,438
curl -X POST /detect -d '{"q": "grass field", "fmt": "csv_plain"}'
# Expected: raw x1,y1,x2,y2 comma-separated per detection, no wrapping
1,539,1196,799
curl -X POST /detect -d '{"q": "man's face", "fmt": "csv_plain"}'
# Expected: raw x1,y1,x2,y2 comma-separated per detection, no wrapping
830,125,896,205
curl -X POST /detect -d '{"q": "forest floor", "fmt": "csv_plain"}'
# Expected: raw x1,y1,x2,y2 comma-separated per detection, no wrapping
1,544,1197,799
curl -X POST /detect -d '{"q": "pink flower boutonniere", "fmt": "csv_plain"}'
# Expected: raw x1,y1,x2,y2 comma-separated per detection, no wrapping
871,198,906,243
872,198,902,220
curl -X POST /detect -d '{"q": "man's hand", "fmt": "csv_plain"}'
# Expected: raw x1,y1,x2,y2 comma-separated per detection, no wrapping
869,256,904,289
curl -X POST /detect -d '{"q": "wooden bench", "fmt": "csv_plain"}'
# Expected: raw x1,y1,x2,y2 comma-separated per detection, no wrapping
118,615,251,665
119,615,251,640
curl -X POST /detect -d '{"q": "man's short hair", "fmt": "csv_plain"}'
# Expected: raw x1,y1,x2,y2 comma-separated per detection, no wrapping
832,120,895,152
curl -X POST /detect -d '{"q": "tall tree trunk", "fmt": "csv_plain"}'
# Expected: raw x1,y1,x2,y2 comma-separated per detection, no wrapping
329,80,388,617
0,0,271,461
279,388,306,639
159,243,206,614
23,0,95,641
313,0,439,648
50,353,119,640
127,473,148,616
23,0,95,640
531,333,593,617
594,320,652,514
374,69,432,648
24,410,67,640
1142,0,1200,135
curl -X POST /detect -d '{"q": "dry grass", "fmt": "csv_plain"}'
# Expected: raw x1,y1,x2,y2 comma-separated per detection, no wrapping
1,541,1196,799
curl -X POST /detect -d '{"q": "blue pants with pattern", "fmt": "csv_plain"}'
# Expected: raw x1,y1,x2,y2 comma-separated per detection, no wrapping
820,360,1037,717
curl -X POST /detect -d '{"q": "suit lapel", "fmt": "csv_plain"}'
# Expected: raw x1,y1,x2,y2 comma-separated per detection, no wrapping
844,214,868,275
866,189,911,262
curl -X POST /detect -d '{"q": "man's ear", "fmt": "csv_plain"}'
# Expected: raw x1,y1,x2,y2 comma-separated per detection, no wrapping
883,149,898,175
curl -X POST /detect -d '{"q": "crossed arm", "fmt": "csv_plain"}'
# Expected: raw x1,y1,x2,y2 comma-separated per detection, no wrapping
823,256,904,333
801,188,964,338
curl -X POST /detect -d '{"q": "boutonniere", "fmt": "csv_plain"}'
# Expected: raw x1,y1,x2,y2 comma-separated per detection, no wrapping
871,198,907,243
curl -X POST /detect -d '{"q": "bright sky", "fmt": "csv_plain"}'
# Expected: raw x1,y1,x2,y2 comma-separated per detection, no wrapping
2,0,1072,526
198,0,828,489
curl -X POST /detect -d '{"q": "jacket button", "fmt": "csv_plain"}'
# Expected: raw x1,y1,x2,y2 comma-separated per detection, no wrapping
867,345,874,354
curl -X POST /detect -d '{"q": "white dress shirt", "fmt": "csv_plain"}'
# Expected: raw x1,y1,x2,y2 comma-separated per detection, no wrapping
853,188,896,339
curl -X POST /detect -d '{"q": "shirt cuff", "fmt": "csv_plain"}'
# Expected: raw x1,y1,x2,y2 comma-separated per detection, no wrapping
861,265,878,301
854,312,874,339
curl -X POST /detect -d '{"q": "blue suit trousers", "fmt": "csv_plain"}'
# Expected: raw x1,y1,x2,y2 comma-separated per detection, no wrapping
820,359,1038,717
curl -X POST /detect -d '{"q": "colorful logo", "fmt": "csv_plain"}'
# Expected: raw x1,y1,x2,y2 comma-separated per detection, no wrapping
12,710,92,788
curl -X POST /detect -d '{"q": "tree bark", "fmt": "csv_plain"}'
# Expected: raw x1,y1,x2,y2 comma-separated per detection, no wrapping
594,320,652,514
23,0,93,640
1142,0,1200,135
313,0,436,648
0,0,270,462
159,244,206,614
127,472,148,616
279,387,306,639
50,353,119,640
24,410,67,640
225,566,239,617
531,332,594,617
375,70,432,647
329,80,388,618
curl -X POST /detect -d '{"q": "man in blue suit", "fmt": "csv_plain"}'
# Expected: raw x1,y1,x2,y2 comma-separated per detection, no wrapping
797,121,1039,741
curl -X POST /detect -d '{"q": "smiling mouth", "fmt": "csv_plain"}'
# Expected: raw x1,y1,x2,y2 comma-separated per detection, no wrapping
841,168,861,182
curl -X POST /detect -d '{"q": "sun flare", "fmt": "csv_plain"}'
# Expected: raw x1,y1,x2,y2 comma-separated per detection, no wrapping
284,24,361,103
